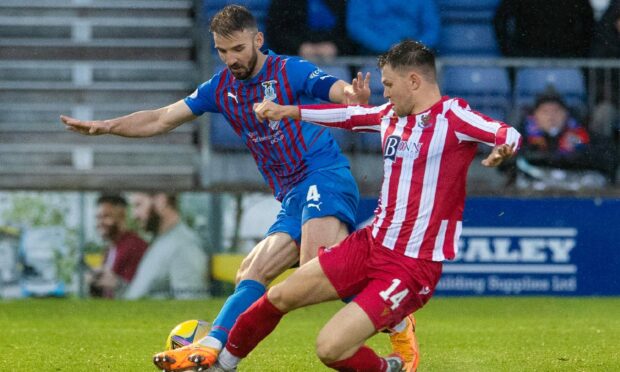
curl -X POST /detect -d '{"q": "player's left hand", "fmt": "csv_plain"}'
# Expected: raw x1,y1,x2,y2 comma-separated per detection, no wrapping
344,72,371,105
254,100,299,122
481,143,516,167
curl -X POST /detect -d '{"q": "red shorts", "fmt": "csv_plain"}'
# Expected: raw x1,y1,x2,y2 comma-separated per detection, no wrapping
318,226,443,330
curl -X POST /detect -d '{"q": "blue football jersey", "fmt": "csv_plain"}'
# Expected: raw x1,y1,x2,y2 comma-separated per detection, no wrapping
185,51,350,200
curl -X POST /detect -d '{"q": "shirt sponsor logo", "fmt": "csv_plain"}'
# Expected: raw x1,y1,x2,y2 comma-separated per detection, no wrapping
383,135,423,161
248,130,285,144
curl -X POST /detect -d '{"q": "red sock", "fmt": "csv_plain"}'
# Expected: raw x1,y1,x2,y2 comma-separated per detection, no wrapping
326,346,386,372
224,294,285,358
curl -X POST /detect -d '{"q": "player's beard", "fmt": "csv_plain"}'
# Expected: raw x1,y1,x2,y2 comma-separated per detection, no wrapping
104,224,121,242
145,207,161,236
229,47,258,80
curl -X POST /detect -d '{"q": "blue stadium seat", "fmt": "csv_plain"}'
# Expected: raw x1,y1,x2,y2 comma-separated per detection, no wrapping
437,0,500,21
515,68,586,108
203,0,271,29
210,114,246,151
440,66,511,119
438,23,500,56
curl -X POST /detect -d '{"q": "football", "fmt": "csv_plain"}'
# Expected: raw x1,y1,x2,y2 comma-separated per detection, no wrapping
165,319,210,350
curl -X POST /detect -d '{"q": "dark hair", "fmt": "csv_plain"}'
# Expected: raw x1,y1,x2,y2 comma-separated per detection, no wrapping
209,5,257,37
534,92,568,110
97,194,127,207
378,39,436,79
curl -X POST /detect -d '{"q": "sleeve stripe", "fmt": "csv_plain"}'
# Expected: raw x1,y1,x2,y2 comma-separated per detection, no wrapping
451,103,501,134
301,107,348,124
454,131,494,146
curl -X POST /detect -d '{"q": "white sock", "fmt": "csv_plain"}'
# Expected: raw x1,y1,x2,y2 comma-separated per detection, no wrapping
197,335,223,350
391,319,407,333
218,348,241,371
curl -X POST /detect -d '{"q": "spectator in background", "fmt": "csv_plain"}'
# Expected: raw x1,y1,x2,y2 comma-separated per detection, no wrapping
590,0,620,140
88,194,147,298
494,0,594,57
515,93,616,189
346,0,441,55
266,0,356,58
124,192,208,299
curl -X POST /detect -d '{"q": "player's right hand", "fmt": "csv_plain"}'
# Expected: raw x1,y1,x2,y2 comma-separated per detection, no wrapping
60,115,111,135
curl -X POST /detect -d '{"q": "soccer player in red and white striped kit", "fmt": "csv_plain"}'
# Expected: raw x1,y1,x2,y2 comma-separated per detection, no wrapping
210,40,522,372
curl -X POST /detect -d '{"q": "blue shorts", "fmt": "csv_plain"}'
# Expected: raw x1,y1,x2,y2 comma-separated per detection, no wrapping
266,166,359,244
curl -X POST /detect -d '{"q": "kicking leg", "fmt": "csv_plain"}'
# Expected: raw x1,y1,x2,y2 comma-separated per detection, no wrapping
216,257,340,370
154,233,297,371
203,233,298,349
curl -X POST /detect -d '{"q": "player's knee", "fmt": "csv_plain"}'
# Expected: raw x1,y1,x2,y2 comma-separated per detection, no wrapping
235,257,269,285
266,284,298,312
315,333,343,364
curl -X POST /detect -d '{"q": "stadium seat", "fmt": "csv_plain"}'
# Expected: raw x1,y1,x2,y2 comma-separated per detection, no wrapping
438,23,500,56
203,0,271,25
440,66,511,117
515,67,586,108
437,0,500,22
210,114,246,151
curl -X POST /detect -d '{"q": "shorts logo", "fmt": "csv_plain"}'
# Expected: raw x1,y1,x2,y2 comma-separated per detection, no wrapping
380,307,391,318
308,202,322,211
418,286,431,295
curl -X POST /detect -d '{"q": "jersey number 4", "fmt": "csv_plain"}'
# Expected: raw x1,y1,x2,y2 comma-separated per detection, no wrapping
306,185,320,202
379,278,410,310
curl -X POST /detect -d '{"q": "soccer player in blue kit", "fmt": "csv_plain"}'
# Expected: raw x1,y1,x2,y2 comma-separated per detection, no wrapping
61,5,417,371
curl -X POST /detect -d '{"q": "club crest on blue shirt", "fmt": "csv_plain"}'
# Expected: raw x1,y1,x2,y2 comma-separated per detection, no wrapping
262,80,279,130
261,80,278,101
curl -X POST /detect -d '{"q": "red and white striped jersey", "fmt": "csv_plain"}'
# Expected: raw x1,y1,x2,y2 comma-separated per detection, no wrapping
300,96,521,261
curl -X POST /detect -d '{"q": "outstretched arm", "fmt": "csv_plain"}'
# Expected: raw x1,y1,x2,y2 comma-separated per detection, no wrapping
254,100,384,132
60,100,196,138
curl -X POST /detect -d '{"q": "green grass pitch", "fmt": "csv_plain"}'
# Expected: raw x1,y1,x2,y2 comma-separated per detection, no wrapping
1,297,619,371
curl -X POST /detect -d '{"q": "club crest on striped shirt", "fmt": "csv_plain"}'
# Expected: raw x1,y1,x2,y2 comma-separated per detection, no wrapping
262,80,280,130
261,80,278,101
419,114,431,128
